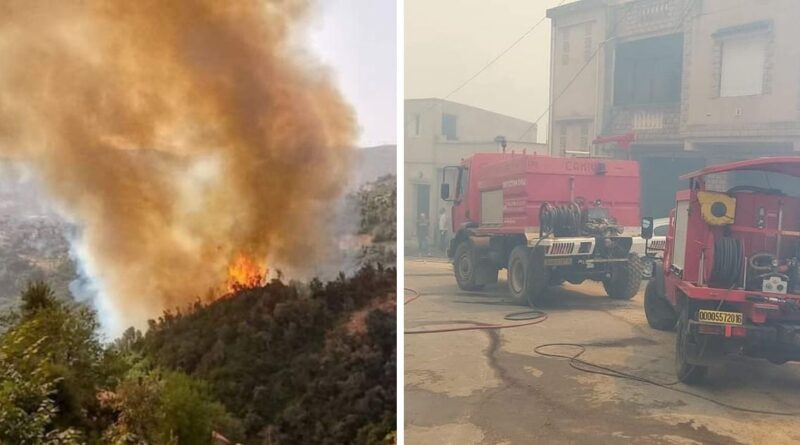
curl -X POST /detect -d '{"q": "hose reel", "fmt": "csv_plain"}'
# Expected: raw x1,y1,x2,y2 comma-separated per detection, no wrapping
539,202,582,237
709,236,742,288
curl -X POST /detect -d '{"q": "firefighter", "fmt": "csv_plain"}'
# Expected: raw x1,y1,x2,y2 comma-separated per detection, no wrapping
417,212,429,256
438,207,448,255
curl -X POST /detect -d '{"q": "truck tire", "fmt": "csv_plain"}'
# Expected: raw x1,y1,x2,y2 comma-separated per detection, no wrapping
644,280,677,331
676,303,707,384
507,246,549,307
454,241,483,291
603,253,642,300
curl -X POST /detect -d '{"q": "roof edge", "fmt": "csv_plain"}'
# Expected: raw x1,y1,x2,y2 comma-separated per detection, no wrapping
547,0,606,18
680,156,800,180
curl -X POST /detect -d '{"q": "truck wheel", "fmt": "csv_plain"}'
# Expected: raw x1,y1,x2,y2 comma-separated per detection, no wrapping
454,241,483,291
676,303,707,384
644,280,677,331
507,246,549,307
603,253,642,300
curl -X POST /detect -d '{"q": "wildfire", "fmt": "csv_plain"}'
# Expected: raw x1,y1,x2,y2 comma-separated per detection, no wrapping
225,253,266,292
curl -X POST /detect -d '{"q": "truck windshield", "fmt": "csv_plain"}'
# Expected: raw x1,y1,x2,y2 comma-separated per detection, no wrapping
459,168,469,200
709,170,800,197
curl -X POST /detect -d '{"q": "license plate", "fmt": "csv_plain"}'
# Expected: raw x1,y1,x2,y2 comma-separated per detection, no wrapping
544,257,573,266
697,309,743,325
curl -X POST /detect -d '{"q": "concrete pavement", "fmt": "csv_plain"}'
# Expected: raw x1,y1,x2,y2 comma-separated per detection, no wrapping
405,258,800,445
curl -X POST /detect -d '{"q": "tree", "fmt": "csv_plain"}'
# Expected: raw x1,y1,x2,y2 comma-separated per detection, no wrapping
0,327,85,444
20,281,58,317
102,370,243,445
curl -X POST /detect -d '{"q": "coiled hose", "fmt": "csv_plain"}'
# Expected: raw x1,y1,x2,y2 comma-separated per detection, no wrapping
540,202,582,237
710,237,742,288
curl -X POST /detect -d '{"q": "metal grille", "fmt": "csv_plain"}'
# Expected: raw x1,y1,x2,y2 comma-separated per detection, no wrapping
550,242,575,255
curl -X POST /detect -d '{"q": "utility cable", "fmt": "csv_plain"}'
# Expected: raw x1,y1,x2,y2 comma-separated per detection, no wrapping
439,0,567,102
517,0,698,142
405,0,567,131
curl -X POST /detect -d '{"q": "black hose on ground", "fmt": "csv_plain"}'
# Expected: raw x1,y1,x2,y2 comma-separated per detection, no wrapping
534,343,800,416
405,287,800,416
710,237,742,288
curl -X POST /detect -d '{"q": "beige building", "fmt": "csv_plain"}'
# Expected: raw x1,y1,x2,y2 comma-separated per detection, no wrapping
548,0,800,217
404,98,545,251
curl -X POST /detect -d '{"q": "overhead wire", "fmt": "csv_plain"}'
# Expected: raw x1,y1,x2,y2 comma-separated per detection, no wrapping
516,0,698,142
404,0,568,132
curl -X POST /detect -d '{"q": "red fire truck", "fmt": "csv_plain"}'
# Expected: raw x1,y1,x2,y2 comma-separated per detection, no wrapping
643,157,800,383
440,153,643,306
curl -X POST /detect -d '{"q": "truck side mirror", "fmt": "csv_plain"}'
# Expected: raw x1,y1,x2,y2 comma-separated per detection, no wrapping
440,183,451,200
641,217,653,240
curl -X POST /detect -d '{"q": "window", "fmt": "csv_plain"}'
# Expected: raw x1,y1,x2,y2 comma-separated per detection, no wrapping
654,223,669,236
583,23,593,62
561,28,570,66
442,113,458,141
580,123,589,147
720,36,766,97
614,34,683,106
412,114,421,136
559,124,567,150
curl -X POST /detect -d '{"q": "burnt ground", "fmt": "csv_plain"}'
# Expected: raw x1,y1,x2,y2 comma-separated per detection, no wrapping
405,258,800,445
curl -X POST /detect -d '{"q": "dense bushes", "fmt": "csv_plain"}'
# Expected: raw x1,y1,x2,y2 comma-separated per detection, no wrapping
0,282,241,444
0,264,396,445
139,265,397,444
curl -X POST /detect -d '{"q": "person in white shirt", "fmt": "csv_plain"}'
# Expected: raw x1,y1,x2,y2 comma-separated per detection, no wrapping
438,208,448,254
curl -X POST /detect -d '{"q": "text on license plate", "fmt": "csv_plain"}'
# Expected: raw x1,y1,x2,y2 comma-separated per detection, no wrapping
544,257,573,266
697,309,743,325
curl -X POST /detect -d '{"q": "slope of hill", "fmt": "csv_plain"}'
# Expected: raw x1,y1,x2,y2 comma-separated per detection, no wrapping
139,264,396,444
0,170,398,445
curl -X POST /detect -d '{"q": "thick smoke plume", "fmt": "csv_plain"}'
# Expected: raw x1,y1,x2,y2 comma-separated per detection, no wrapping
0,1,354,331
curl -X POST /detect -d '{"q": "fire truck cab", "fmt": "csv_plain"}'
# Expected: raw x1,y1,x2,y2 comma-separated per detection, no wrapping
441,152,643,307
643,157,800,383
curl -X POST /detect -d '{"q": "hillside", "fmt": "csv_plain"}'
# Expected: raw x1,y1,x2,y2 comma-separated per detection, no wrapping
139,264,396,443
0,171,397,444
0,265,396,444
352,145,396,189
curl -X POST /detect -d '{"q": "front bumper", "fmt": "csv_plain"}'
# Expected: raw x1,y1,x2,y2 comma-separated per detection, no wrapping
685,320,800,365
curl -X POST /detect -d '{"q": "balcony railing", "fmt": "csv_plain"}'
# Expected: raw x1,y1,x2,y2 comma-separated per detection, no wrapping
609,104,681,139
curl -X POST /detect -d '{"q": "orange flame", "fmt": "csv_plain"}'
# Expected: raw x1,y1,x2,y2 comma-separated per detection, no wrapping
225,253,266,292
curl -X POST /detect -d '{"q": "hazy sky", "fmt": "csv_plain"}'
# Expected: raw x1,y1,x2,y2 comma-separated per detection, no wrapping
310,0,397,147
406,0,565,144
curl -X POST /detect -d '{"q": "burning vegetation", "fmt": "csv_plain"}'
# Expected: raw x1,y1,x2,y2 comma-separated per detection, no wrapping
225,253,267,293
0,0,355,330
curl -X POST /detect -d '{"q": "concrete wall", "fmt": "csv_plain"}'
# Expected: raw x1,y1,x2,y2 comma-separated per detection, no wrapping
548,0,800,147
404,99,545,250
548,2,606,154
682,0,800,138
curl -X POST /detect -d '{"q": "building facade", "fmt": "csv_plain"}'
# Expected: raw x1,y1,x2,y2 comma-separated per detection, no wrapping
404,98,545,252
548,0,800,217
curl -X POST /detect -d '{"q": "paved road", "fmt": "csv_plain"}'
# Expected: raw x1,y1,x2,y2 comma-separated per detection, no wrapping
405,258,800,445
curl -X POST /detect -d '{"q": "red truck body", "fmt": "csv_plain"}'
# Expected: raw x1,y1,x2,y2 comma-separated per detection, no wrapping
644,157,800,383
443,152,644,306
453,153,640,235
